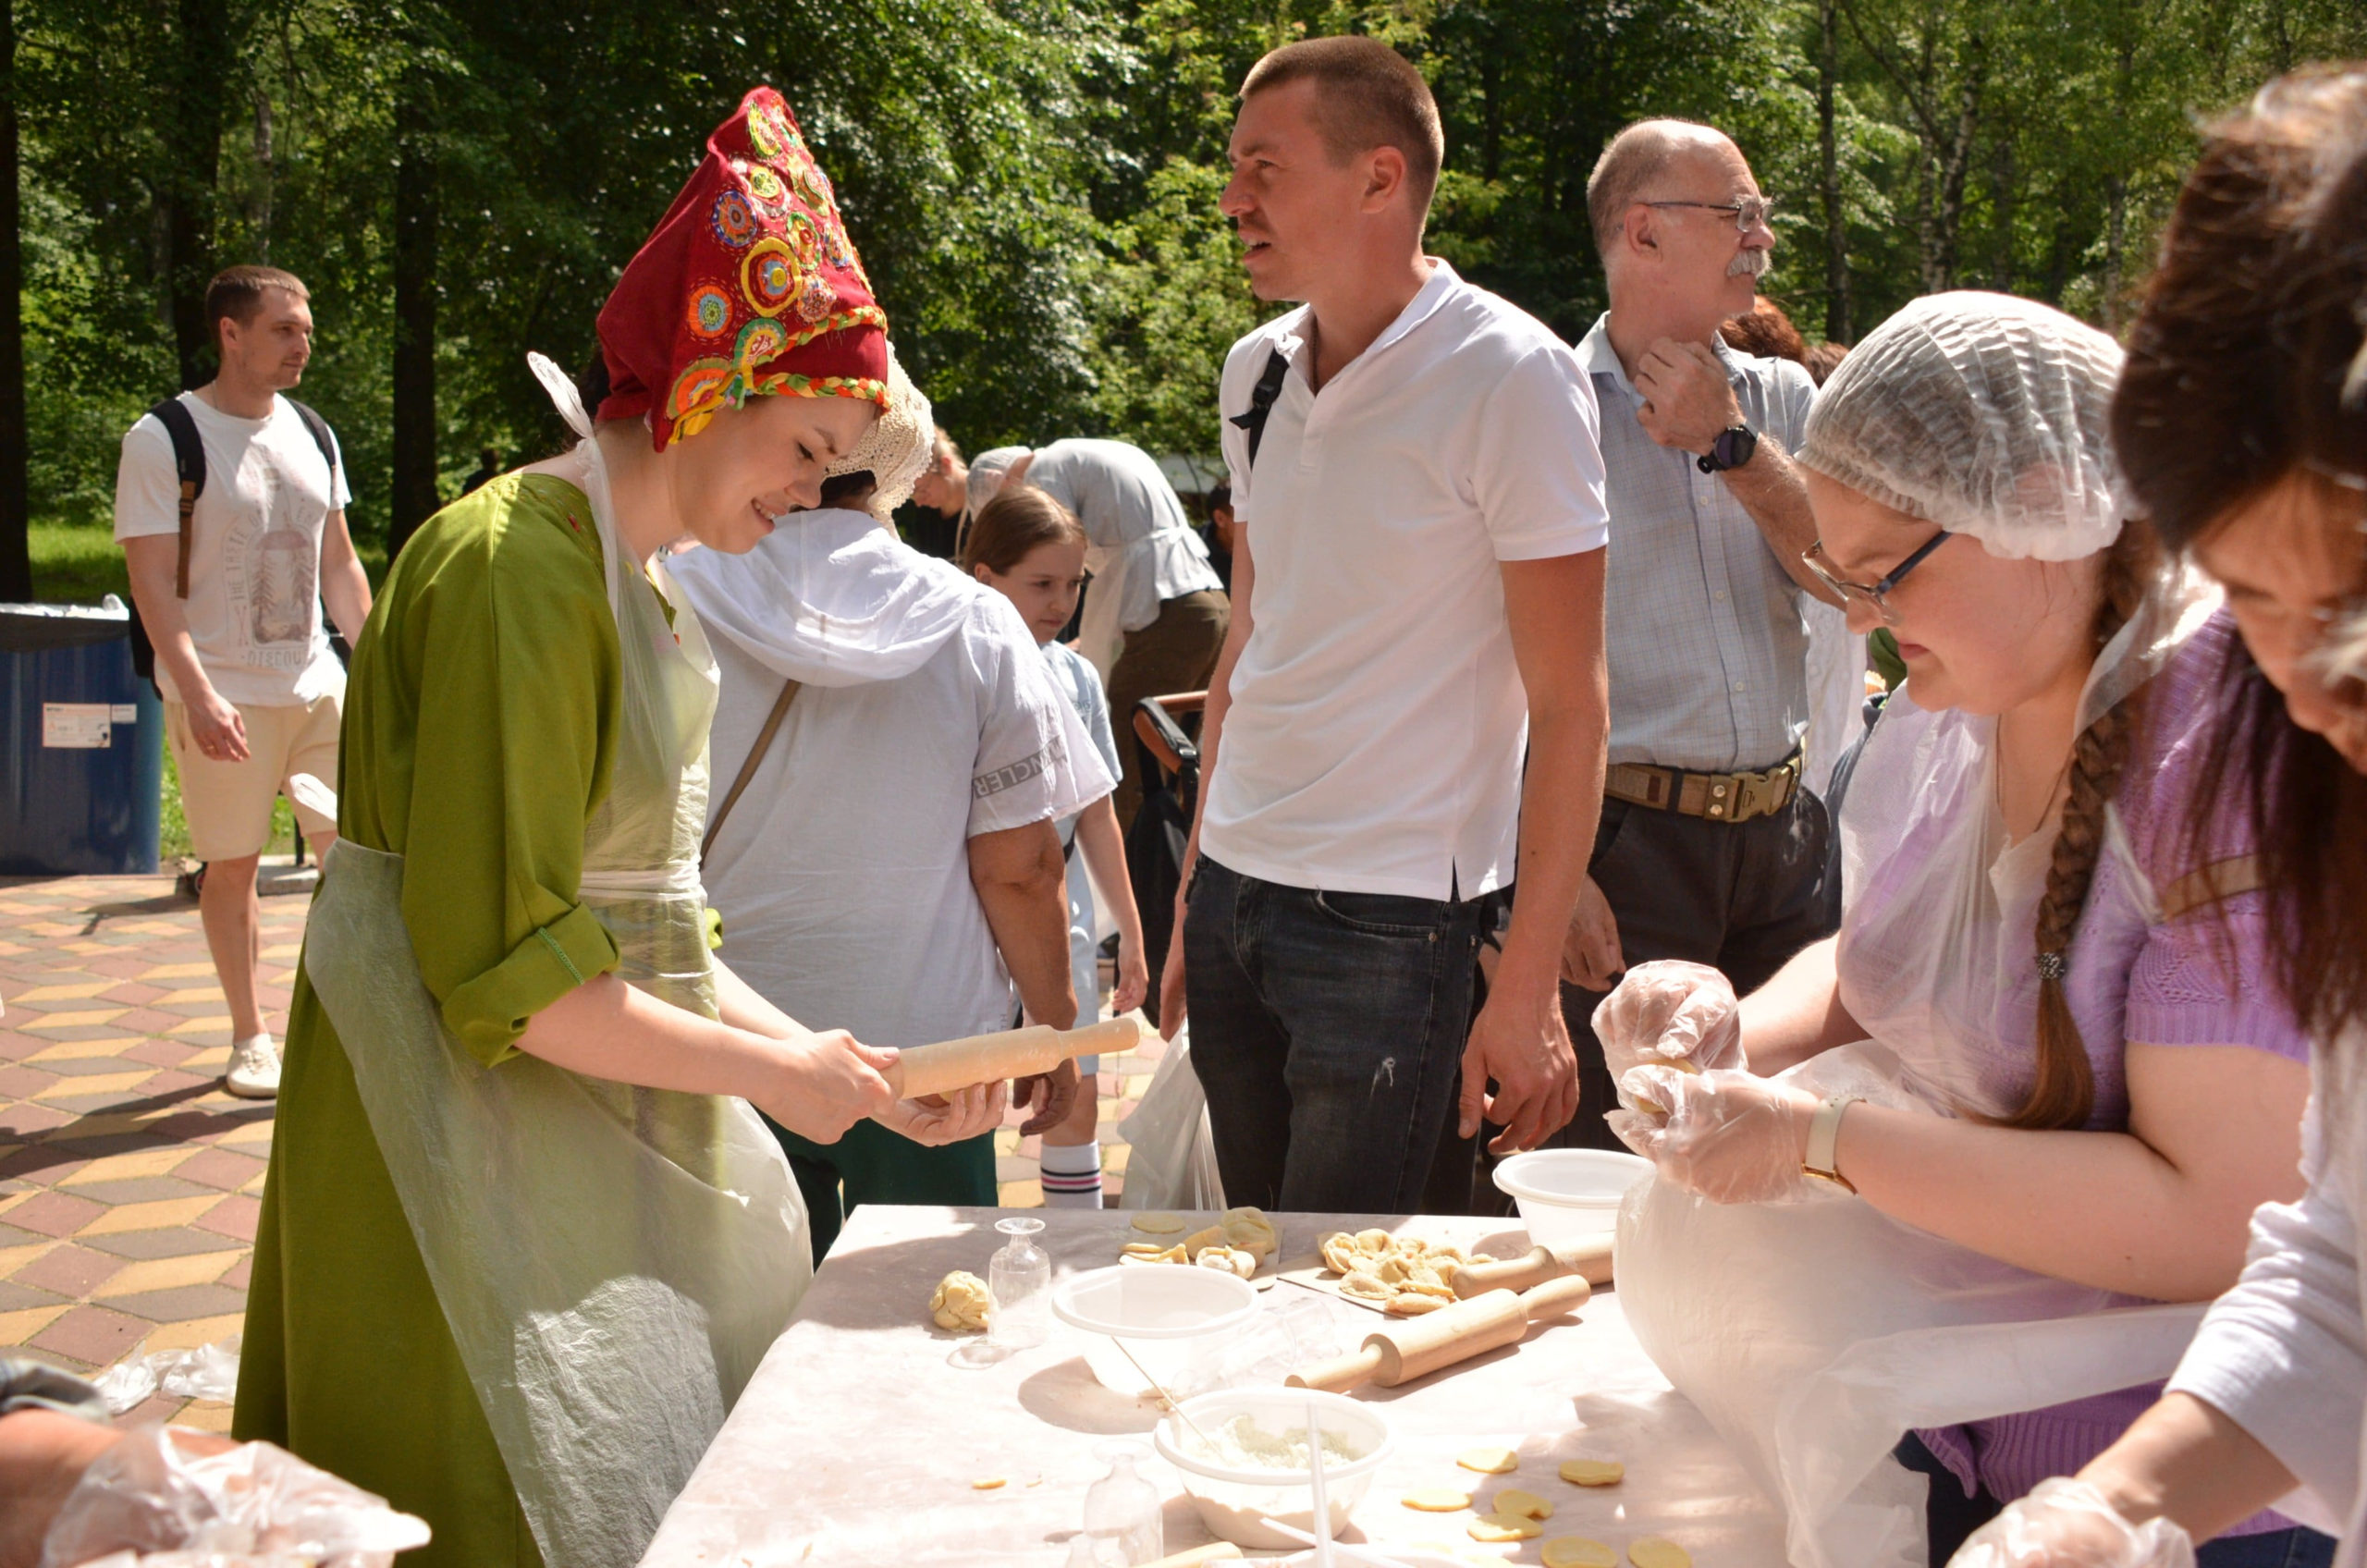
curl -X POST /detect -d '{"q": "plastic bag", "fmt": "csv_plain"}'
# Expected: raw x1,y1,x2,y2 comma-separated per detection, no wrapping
1115,1025,1225,1212
39,1426,431,1568
1614,1043,2205,1568
94,1341,240,1417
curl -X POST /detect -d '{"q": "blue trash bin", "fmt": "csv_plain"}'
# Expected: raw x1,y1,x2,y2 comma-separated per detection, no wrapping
0,596,165,876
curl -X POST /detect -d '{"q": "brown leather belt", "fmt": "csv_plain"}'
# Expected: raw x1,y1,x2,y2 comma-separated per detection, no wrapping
1605,752,1801,825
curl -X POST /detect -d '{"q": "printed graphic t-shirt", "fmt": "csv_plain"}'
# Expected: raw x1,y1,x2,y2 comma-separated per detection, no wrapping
113,391,350,707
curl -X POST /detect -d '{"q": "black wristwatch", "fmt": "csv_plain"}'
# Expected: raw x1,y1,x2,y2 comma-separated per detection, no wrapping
1698,424,1759,474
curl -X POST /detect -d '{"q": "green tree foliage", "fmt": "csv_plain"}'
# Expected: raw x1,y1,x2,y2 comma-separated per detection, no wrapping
7,0,2367,564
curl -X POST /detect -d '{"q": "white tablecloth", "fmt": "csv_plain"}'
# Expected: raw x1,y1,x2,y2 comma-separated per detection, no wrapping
640,1206,1784,1566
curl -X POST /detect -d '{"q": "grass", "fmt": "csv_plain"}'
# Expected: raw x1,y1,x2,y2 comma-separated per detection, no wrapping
33,522,317,867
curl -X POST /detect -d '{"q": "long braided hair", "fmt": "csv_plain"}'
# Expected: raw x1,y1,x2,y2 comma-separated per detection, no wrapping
2002,523,2160,1132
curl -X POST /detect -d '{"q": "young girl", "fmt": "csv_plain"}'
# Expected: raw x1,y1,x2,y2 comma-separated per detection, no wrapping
965,485,1151,1207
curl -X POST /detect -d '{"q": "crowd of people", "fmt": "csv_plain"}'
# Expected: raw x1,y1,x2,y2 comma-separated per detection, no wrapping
6,29,2367,1568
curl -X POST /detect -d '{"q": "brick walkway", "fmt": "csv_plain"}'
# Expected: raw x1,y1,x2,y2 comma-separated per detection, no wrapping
0,871,1158,1431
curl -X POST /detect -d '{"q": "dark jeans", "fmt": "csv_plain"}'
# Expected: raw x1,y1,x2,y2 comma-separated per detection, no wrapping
1184,855,1489,1212
1551,785,1835,1152
1896,1435,2336,1566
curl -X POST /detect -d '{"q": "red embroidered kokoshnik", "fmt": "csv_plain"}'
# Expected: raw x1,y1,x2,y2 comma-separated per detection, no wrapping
594,85,889,449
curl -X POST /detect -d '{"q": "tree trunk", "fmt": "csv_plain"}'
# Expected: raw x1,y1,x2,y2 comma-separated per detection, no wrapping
250,91,274,263
2102,173,2128,330
388,67,440,557
0,0,30,602
1817,0,1851,342
163,0,228,390
1930,52,1984,293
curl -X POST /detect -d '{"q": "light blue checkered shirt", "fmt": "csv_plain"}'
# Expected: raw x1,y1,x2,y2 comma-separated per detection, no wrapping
1576,314,1818,774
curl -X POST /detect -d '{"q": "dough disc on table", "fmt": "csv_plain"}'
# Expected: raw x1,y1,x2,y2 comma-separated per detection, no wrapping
1468,1512,1543,1543
1385,1292,1448,1316
1628,1537,1691,1568
1400,1487,1473,1513
1131,1211,1188,1234
1543,1538,1618,1568
1493,1488,1553,1521
1456,1446,1520,1476
1559,1458,1625,1487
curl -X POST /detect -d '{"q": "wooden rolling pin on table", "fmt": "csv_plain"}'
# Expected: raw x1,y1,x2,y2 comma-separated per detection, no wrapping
1451,1235,1615,1298
889,1016,1146,1100
1287,1273,1595,1393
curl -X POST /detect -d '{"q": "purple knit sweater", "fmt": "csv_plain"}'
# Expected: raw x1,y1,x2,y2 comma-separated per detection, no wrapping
1889,613,2307,1529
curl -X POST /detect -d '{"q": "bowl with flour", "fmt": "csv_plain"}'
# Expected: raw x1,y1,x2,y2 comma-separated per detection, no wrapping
1153,1386,1393,1549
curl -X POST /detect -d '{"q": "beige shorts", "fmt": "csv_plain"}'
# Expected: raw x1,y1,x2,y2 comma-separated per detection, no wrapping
166,692,341,861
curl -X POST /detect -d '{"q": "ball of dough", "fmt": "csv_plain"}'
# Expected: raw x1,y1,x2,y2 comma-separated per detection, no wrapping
929,1270,990,1331
1628,1538,1691,1568
1543,1537,1618,1568
1456,1446,1520,1476
1220,1207,1280,1259
1468,1512,1543,1543
1400,1487,1473,1513
1558,1458,1625,1488
1493,1488,1553,1521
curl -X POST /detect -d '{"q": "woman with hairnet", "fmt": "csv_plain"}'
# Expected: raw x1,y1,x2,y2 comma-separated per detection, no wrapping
1595,292,2330,1566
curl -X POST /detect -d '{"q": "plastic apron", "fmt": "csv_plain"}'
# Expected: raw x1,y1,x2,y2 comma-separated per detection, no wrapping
300,353,813,1568
1616,584,2224,1568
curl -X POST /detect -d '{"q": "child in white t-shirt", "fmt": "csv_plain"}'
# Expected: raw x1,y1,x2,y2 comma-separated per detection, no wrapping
967,485,1148,1207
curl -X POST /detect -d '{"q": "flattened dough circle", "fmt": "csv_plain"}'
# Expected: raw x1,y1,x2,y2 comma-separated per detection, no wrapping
1543,1538,1618,1568
1131,1211,1188,1234
1494,1488,1554,1521
1457,1445,1520,1475
1469,1512,1544,1543
1401,1487,1474,1513
1629,1537,1692,1568
1559,1458,1625,1487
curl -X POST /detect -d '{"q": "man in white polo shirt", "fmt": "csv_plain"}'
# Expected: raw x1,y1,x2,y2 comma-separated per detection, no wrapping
114,265,372,1099
1159,36,1611,1213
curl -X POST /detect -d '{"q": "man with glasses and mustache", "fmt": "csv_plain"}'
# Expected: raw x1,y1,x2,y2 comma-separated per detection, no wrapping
1551,119,1848,1153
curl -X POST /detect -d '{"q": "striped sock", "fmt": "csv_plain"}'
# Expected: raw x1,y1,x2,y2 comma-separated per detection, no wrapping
1039,1140,1103,1208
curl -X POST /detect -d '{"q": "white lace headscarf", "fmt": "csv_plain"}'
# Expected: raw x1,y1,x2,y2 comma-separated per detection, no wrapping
823,346,933,521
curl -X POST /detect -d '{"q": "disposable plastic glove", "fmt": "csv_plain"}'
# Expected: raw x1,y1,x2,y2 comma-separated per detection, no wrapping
1590,962,1744,1111
1611,1065,1819,1205
1947,1477,2196,1568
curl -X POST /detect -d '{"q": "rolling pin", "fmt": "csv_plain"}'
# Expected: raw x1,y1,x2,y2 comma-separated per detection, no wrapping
889,1015,1145,1100
1286,1273,1593,1394
1452,1235,1615,1298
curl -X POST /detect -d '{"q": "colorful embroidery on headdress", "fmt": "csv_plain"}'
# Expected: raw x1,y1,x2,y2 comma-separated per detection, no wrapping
688,285,733,337
741,237,801,318
735,317,790,365
747,99,792,162
710,190,759,248
743,163,790,220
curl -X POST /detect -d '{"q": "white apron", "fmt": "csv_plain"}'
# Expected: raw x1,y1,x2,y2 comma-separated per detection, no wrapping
300,354,813,1568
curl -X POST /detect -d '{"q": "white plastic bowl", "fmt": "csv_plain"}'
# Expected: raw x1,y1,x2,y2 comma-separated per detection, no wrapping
1152,1386,1393,1550
1049,1264,1260,1398
1493,1148,1654,1244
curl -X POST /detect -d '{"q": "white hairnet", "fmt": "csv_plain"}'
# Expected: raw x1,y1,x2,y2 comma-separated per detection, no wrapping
1799,291,2133,562
824,346,932,521
966,446,1028,516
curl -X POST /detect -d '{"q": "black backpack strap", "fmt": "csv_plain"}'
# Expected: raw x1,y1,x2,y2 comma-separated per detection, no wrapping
1226,346,1292,471
146,398,205,600
282,398,340,495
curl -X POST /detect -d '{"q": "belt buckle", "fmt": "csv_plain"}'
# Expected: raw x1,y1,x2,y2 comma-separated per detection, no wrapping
1733,764,1792,823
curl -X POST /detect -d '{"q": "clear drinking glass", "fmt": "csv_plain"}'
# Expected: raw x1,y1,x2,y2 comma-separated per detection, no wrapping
987,1216,1050,1351
1081,1440,1164,1564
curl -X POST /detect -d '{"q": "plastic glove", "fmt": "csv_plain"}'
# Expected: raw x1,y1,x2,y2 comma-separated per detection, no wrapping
1590,962,1744,1112
1948,1477,2196,1568
1611,1065,1818,1205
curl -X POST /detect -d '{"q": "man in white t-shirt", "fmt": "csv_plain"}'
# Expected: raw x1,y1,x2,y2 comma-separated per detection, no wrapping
1158,37,1612,1214
113,265,372,1099
968,436,1230,831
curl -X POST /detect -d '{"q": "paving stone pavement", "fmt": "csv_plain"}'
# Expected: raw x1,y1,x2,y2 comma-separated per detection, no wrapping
0,869,1157,1433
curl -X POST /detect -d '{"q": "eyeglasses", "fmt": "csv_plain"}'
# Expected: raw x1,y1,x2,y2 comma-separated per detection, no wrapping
1802,532,1951,624
1641,195,1778,235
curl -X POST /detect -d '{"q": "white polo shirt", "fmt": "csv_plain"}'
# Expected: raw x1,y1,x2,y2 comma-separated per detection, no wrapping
1200,260,1608,901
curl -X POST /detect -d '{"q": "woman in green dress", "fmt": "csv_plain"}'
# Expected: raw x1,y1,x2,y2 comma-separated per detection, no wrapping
233,88,1006,1568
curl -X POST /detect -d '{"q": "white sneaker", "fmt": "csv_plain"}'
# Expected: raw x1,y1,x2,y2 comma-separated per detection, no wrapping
225,1034,281,1099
